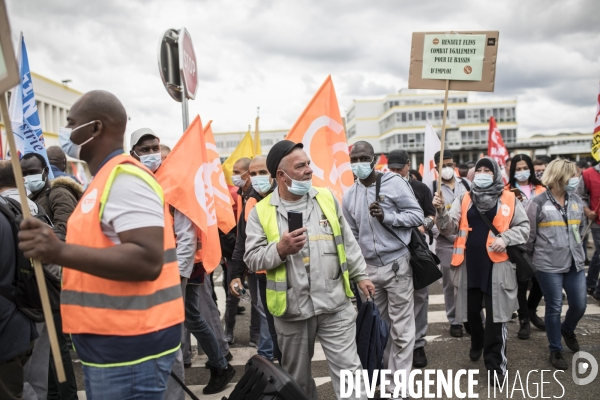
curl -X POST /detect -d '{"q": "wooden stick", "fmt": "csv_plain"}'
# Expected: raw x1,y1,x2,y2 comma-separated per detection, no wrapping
0,93,66,382
436,79,450,194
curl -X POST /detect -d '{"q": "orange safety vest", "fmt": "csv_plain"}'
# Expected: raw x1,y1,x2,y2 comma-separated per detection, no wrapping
533,185,545,196
505,183,545,198
451,191,516,267
61,154,184,335
243,196,265,274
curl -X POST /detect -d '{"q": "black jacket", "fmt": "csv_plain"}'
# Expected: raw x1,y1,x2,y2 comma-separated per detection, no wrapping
229,184,277,280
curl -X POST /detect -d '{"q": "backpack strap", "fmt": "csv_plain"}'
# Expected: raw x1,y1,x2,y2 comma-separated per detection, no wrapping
375,172,383,201
460,178,471,192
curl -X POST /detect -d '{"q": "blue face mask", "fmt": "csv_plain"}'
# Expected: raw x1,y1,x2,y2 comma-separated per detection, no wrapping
137,152,162,172
283,171,312,196
58,120,96,160
351,161,373,180
473,173,494,188
514,170,530,182
564,177,579,193
251,175,272,194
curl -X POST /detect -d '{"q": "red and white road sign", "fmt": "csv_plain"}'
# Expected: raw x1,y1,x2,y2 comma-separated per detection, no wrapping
178,28,197,100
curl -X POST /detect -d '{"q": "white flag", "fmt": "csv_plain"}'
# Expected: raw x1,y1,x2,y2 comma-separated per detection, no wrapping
423,120,441,191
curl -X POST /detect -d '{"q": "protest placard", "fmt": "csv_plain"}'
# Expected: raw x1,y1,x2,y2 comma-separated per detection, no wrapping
408,31,499,192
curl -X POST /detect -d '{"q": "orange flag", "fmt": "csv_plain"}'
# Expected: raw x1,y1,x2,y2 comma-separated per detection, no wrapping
204,120,236,234
156,115,221,273
285,76,353,202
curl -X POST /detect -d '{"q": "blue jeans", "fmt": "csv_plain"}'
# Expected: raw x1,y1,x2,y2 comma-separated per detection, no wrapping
255,275,274,360
585,228,600,295
536,264,587,353
185,283,227,370
82,351,176,399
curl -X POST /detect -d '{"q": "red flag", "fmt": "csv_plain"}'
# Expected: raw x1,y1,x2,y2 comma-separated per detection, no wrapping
285,76,353,202
487,116,508,167
156,115,221,273
592,82,600,161
375,154,388,171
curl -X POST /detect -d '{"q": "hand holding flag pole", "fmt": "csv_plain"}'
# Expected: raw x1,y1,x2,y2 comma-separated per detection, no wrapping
0,93,66,382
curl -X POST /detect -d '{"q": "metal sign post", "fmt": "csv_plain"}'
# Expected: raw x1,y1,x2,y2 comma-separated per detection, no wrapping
158,27,198,132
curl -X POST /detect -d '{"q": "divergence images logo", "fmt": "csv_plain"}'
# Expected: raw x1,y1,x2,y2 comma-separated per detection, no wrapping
573,351,598,386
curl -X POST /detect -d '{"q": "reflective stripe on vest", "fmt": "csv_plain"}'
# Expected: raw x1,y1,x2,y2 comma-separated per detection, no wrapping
62,154,184,336
451,191,516,267
255,187,354,317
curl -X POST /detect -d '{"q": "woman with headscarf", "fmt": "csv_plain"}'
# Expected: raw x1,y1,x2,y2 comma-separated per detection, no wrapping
506,154,546,339
433,157,530,382
525,159,587,370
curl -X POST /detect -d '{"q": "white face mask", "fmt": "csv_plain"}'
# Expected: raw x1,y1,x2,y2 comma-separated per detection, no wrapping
135,152,162,172
59,120,96,160
441,167,454,181
231,173,248,188
24,173,46,193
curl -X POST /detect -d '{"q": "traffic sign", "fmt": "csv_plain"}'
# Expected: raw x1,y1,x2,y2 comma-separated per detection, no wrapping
178,28,197,100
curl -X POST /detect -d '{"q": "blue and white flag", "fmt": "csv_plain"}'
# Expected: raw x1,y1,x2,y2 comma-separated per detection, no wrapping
8,34,54,178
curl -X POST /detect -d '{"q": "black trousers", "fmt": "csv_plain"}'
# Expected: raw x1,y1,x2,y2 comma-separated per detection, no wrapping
257,274,281,363
517,276,544,319
0,342,34,400
468,288,507,375
47,312,78,399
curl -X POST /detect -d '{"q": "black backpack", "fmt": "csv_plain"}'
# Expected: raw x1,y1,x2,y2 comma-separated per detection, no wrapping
0,196,62,322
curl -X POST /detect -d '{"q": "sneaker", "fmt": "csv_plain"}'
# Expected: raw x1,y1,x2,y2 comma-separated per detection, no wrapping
450,325,463,337
587,287,595,296
184,362,192,369
561,329,579,352
412,347,427,368
249,338,258,348
518,318,530,340
203,364,236,394
549,351,568,370
205,351,233,369
528,309,546,331
511,312,518,319
237,306,246,315
469,348,483,361
224,326,235,344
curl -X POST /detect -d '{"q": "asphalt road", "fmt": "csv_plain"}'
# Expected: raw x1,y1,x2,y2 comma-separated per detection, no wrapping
71,264,600,400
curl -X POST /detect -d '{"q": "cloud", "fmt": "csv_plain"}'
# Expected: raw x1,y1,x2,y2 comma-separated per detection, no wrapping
5,0,599,146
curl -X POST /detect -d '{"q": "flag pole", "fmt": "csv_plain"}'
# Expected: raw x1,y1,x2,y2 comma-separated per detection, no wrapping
436,79,450,194
0,92,66,382
254,107,260,156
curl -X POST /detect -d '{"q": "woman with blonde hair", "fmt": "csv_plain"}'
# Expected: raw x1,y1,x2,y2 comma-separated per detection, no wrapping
525,159,587,370
433,157,529,382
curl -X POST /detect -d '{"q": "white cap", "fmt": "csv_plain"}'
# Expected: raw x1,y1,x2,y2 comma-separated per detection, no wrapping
130,128,159,150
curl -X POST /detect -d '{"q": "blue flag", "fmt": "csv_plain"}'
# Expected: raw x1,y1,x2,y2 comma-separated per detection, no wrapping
8,34,54,179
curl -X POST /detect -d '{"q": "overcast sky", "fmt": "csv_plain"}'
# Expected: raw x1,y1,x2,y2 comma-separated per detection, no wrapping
6,0,600,147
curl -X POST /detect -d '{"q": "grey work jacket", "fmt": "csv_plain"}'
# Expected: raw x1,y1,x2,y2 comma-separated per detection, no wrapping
525,191,586,274
244,187,368,321
436,193,530,323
